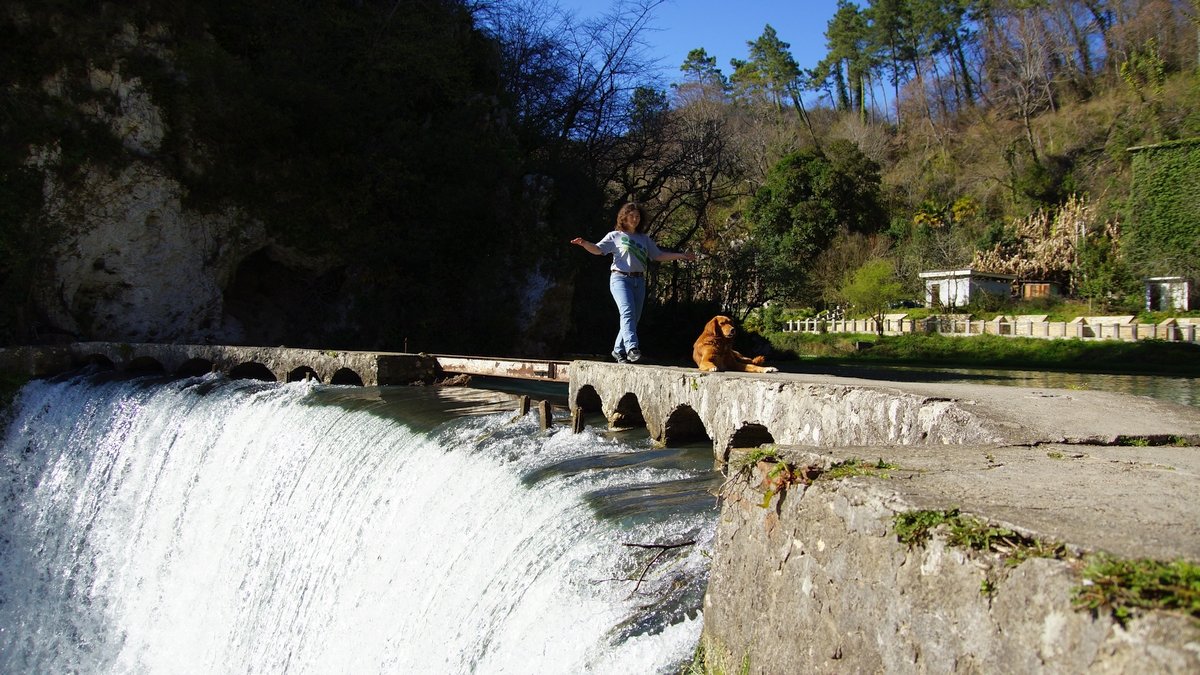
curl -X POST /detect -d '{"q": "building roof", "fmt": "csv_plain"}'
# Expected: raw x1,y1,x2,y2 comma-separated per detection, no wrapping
918,269,1017,280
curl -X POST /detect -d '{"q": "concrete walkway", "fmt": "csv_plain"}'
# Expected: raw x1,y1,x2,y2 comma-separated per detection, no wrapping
772,441,1200,562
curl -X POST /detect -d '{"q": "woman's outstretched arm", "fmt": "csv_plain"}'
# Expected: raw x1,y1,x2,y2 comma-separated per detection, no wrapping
570,237,603,255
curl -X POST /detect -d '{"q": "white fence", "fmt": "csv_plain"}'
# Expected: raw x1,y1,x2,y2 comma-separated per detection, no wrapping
782,316,1200,344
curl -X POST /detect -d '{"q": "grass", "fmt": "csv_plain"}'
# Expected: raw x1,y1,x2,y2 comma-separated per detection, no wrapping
1074,555,1200,626
818,458,899,481
763,331,1200,376
894,509,1200,625
894,509,1068,565
681,636,750,675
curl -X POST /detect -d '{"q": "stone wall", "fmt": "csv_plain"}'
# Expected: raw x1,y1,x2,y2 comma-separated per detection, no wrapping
701,444,1200,674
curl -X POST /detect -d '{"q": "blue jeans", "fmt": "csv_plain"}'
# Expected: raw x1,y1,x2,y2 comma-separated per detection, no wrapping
609,272,645,356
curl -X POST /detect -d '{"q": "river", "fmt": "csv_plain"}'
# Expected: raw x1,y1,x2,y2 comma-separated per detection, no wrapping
784,362,1200,407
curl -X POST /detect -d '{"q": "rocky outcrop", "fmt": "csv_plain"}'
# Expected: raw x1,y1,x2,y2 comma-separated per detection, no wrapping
34,153,267,343
23,23,336,345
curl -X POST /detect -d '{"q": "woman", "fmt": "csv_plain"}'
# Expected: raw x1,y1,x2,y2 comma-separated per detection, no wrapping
571,202,697,363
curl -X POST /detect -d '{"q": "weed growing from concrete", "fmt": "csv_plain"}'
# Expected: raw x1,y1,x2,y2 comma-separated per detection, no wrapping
893,509,1067,566
724,446,819,508
1074,555,1200,625
819,457,898,480
731,446,781,469
980,578,997,597
895,509,1198,624
1111,434,1198,447
681,635,751,675
893,509,957,548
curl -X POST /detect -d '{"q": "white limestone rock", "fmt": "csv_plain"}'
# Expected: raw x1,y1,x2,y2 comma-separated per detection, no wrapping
37,160,267,343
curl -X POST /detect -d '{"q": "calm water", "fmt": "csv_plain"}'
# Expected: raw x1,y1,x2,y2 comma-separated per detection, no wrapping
781,363,1200,408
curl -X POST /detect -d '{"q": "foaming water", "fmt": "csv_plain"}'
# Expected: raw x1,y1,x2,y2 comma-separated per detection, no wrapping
0,373,717,673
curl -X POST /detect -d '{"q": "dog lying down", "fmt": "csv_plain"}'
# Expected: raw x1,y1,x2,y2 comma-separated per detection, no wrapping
692,315,778,373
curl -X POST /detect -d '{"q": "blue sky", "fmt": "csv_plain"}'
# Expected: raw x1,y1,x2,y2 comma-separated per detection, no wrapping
559,0,844,82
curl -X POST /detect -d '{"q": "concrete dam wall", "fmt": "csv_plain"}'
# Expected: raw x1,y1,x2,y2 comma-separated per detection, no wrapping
3,344,1197,671
568,361,1200,673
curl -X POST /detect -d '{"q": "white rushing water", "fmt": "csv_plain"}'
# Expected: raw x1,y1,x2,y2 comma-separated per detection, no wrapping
0,373,716,673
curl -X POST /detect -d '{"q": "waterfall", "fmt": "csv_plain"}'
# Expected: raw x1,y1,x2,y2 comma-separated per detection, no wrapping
0,373,717,673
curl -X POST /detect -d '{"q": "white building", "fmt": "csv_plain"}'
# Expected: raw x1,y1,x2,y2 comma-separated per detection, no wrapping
918,269,1016,309
1145,276,1191,311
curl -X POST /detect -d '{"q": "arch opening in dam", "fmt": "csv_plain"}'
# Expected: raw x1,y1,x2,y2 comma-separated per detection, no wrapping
611,392,646,430
230,362,276,382
330,368,364,386
82,354,115,371
127,356,165,374
663,404,711,446
178,358,215,377
726,423,776,460
574,385,602,413
288,366,320,383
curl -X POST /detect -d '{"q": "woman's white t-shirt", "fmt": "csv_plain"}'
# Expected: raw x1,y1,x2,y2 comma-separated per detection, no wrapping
596,231,662,273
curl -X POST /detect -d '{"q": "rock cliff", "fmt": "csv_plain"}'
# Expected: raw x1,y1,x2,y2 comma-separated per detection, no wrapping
15,18,339,345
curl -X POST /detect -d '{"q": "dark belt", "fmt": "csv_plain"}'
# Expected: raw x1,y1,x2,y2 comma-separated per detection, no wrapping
611,270,644,277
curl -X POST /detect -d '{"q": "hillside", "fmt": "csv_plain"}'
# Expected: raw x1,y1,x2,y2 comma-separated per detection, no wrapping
1,1,1196,357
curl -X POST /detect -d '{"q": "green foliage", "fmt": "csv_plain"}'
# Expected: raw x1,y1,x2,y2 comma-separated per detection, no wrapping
894,509,1068,566
1126,139,1200,280
747,140,885,303
1120,39,1167,102
819,457,898,480
761,331,877,359
896,509,1198,625
760,331,1200,376
743,304,813,333
838,259,904,332
894,509,957,548
731,445,782,471
729,23,813,122
1075,231,1138,310
1074,555,1200,625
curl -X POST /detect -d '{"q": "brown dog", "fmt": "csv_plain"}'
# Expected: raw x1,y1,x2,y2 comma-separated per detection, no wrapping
692,315,778,373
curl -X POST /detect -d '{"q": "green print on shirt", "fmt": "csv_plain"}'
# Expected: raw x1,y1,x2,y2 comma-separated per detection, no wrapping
619,235,650,268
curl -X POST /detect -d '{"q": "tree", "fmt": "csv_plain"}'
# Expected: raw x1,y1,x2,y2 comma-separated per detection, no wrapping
823,0,874,119
746,139,887,304
678,48,728,96
839,258,905,334
866,0,918,124
1075,224,1135,312
730,24,821,147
